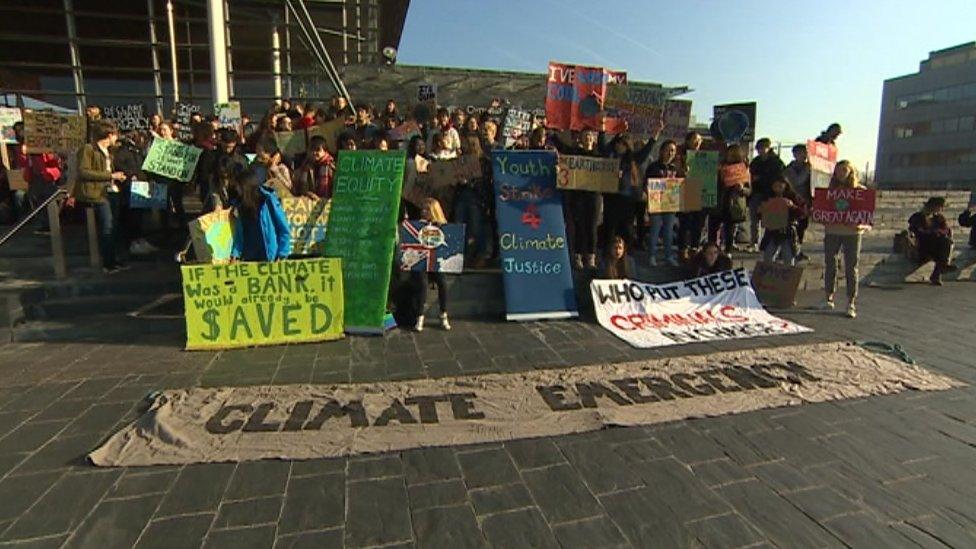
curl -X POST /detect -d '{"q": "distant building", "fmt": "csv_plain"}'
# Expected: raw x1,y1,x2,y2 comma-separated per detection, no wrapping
876,42,976,190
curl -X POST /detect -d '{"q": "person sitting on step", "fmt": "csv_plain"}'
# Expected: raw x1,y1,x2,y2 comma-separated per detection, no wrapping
958,199,976,250
908,197,956,286
687,242,733,278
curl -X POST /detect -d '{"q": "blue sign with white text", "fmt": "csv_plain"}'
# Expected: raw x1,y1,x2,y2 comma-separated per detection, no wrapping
491,150,578,321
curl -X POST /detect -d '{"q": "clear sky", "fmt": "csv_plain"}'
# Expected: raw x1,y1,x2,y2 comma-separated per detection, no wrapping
398,0,975,172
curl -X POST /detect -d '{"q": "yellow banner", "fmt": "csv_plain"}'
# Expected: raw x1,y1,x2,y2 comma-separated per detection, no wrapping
182,258,344,350
556,155,619,193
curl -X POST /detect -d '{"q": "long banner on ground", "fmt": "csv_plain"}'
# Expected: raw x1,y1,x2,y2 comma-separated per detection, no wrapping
492,150,577,321
590,269,811,348
324,150,405,334
181,258,344,350
88,342,959,465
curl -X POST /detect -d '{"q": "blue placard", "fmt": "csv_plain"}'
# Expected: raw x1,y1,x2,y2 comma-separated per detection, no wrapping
130,180,168,210
398,221,466,273
491,150,578,321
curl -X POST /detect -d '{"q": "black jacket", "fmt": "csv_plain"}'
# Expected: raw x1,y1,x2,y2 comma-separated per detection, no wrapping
749,153,785,200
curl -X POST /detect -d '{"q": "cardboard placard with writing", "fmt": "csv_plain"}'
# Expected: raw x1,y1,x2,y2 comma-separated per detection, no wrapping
661,99,692,143
188,208,235,264
759,197,792,231
399,221,466,273
681,177,703,212
181,258,345,350
388,120,420,142
174,102,201,142
556,155,619,193
720,163,750,188
604,84,667,137
647,178,683,213
808,139,837,192
546,62,627,131
23,111,86,154
500,108,533,148
275,130,307,157
0,107,22,144
103,104,148,132
812,187,876,226
214,101,242,132
142,139,203,182
130,180,168,209
307,119,346,154
751,262,803,309
687,151,719,208
428,156,483,188
281,196,330,255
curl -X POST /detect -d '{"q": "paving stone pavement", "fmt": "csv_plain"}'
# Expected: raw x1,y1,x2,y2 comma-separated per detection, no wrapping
1,284,976,547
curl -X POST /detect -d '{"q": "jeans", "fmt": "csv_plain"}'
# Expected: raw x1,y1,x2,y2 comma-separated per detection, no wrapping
762,237,794,265
648,213,676,261
824,233,861,303
453,186,487,257
92,197,118,268
564,191,599,256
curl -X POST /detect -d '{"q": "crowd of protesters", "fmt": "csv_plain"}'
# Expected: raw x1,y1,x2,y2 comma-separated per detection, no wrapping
1,96,971,322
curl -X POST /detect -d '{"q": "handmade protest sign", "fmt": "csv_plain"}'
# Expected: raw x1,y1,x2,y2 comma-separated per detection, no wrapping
812,187,876,226
181,258,344,350
720,163,750,187
713,102,757,143
604,84,667,137
759,197,792,230
103,104,148,132
591,268,811,348
0,143,26,191
0,107,21,144
281,196,330,255
500,108,533,148
647,178,684,213
808,139,837,192
661,99,692,142
399,221,465,273
324,150,405,334
214,101,242,131
428,156,483,188
388,120,420,142
492,150,577,321
130,180,167,210
307,119,345,154
417,83,437,105
556,155,619,193
687,151,719,208
174,102,201,141
751,262,803,309
89,341,959,466
142,139,202,182
546,62,627,131
23,111,86,154
188,208,235,263
275,130,307,157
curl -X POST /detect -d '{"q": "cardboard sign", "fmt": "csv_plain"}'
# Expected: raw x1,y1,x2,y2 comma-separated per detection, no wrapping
174,102,201,141
323,150,405,334
647,178,684,213
142,138,202,182
812,187,876,226
181,258,344,350
759,197,792,231
661,99,692,143
130,180,168,209
103,104,148,132
307,119,346,154
281,196,330,255
808,139,837,192
0,142,27,191
500,108,533,148
751,262,803,309
387,120,420,142
275,130,307,157
399,221,465,273
23,111,86,154
417,83,437,104
492,150,578,321
546,62,627,131
720,163,750,188
687,151,719,208
188,208,235,263
713,102,757,143
604,84,667,137
214,101,242,132
428,156,483,188
556,155,619,193
591,268,811,348
0,107,21,144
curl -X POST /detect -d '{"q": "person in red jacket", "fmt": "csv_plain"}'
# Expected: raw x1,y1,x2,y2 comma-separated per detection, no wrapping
19,146,63,235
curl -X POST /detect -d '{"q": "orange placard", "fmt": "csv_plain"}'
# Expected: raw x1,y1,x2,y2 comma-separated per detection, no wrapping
720,163,749,188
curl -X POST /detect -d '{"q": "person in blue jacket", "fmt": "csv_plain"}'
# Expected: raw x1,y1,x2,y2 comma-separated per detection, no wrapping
230,169,291,261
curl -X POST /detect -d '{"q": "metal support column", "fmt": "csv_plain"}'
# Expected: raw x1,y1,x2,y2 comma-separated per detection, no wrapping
146,0,165,114
167,0,180,104
272,26,282,105
342,1,348,65
63,0,86,111
284,4,293,99
223,0,235,98
206,0,229,103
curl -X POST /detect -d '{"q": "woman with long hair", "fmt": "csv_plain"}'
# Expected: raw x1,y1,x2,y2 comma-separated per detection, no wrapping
230,169,291,262
707,144,751,254
598,117,661,253
600,236,635,280
409,198,452,331
821,160,868,318
645,139,679,267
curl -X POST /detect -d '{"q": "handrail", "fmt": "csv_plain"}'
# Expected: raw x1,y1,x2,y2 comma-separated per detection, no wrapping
0,188,68,248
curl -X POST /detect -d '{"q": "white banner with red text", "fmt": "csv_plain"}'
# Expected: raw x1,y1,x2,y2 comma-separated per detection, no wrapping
590,269,812,348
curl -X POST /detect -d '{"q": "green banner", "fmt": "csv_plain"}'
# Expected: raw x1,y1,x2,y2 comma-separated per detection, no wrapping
687,151,719,208
142,139,202,182
181,258,345,350
324,150,405,334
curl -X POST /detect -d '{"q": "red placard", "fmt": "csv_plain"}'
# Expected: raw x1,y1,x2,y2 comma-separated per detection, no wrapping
811,187,875,226
720,163,750,187
807,139,837,191
545,62,626,131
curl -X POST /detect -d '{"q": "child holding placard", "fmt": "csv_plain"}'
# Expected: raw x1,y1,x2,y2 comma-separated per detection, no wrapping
758,177,804,265
409,198,451,331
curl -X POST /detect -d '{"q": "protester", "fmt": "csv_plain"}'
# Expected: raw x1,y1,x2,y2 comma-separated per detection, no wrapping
230,169,291,262
154,121,186,228
783,144,812,260
816,123,842,146
430,132,458,160
409,198,451,332
480,120,500,151
149,113,163,138
553,129,602,269
758,177,803,265
599,236,636,279
959,201,976,249
821,160,868,318
676,131,705,261
19,135,64,235
338,133,358,152
748,138,785,252
382,99,402,125
461,116,479,140
909,197,956,285
401,135,429,219
84,104,102,143
687,242,733,278
454,135,489,267
251,141,291,190
212,129,248,210
708,144,751,254
293,136,334,199
353,105,378,147
76,119,127,273
645,139,680,267
598,117,661,253
112,129,156,255
429,108,461,155
192,122,218,205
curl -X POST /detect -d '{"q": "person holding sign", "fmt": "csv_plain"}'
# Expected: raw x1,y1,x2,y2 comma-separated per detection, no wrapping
229,169,291,262
153,121,185,228
408,198,452,332
821,160,868,318
645,140,680,267
676,131,706,261
908,197,956,286
708,144,751,255
552,129,602,270
784,144,812,261
758,178,804,265
76,120,127,273
598,116,660,254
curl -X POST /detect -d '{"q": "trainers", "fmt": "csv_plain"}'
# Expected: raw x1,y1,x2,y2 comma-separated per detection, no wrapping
648,256,658,267
414,315,425,332
440,312,451,331
819,299,835,311
846,304,857,319
666,257,680,267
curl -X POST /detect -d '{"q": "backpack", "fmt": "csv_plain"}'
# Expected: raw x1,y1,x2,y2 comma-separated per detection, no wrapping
893,230,918,263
